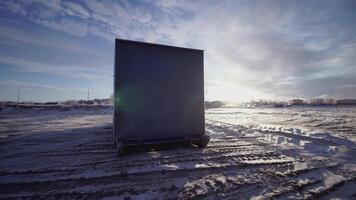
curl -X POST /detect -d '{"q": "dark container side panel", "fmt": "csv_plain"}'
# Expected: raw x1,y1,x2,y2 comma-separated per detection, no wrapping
114,39,204,142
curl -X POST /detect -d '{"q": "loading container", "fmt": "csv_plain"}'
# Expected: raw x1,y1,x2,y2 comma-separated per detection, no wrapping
114,39,209,156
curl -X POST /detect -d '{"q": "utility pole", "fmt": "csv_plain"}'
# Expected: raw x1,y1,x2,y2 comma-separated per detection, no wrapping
87,89,90,101
17,88,20,103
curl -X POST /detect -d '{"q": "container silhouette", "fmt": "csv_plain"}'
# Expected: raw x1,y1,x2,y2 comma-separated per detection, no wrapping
114,39,209,156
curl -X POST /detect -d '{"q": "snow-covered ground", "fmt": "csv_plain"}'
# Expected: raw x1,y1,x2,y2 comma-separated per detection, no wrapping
0,106,355,199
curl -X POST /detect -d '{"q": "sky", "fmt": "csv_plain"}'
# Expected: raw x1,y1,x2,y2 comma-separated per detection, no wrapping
0,0,355,102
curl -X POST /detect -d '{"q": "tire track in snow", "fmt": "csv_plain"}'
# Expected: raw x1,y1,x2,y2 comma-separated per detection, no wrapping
0,112,355,199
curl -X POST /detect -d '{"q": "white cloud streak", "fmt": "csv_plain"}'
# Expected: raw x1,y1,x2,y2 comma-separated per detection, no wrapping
0,80,65,91
0,55,111,82
62,1,90,19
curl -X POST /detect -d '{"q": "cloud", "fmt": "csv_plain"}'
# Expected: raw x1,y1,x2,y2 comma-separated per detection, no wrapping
0,20,105,57
0,55,112,82
28,0,62,11
147,0,196,14
1,0,356,100
143,0,356,100
268,73,356,99
34,18,88,37
63,1,91,19
133,6,152,24
0,80,65,91
0,0,27,16
0,0,156,40
0,1,89,36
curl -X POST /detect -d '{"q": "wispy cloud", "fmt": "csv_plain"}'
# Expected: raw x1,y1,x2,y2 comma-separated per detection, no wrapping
0,55,112,82
62,1,90,19
0,79,65,91
33,18,88,37
0,21,106,57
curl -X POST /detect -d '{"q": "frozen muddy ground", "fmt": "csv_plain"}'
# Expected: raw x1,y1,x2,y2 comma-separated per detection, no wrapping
0,106,355,199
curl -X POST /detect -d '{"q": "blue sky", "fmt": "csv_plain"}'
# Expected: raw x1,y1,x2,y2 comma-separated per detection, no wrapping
0,0,355,102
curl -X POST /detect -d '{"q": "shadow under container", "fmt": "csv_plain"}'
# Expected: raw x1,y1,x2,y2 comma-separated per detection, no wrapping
113,39,209,156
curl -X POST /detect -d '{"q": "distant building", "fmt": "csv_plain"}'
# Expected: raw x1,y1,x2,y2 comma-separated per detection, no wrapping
323,98,336,105
44,102,58,105
64,100,77,105
337,99,356,105
307,98,337,106
289,98,304,105
205,101,224,108
308,98,324,106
